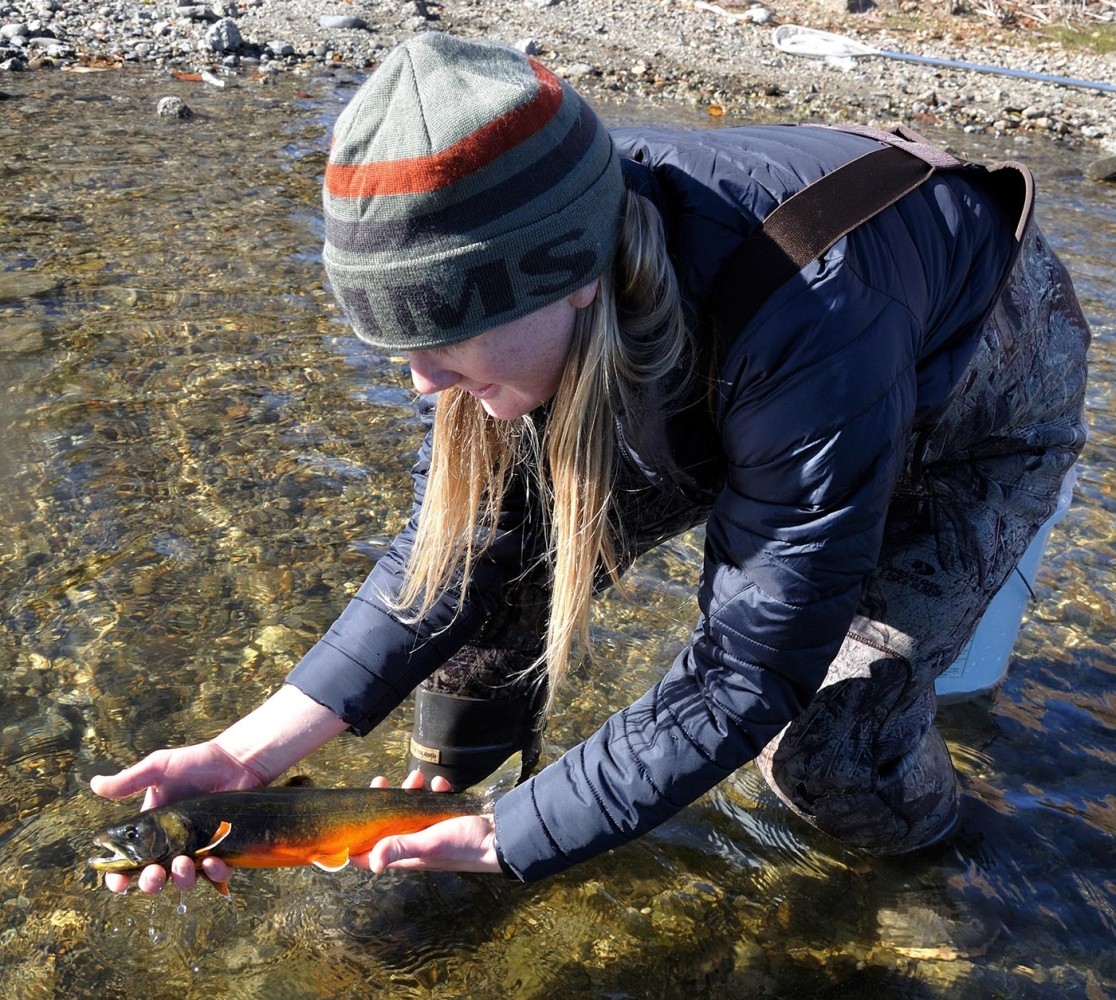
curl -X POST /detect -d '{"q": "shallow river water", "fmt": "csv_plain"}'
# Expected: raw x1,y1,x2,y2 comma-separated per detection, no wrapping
0,68,1113,999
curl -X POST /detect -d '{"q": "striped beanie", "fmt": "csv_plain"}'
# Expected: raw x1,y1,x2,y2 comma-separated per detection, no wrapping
322,33,625,351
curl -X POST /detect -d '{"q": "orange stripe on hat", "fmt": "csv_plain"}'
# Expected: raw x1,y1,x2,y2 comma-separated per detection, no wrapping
325,60,564,199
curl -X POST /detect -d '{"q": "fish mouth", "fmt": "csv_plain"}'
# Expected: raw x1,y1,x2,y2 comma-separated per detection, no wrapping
87,838,143,872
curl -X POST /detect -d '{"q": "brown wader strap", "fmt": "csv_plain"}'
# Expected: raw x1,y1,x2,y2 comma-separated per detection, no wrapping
707,143,936,336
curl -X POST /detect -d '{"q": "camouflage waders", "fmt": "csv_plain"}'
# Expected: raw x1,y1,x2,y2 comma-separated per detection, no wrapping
756,219,1089,853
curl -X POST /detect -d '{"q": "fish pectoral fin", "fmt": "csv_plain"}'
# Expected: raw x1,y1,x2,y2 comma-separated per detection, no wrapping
202,873,232,897
311,849,351,873
195,820,233,856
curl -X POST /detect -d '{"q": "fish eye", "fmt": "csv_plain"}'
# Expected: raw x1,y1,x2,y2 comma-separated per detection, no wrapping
125,825,140,841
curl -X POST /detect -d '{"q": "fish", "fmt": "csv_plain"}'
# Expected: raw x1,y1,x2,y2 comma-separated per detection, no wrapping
88,782,485,895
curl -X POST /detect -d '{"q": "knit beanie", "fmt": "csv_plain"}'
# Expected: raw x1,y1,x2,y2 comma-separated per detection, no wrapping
322,32,625,351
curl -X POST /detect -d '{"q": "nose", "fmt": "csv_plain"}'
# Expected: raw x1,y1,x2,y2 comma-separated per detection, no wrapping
407,351,460,395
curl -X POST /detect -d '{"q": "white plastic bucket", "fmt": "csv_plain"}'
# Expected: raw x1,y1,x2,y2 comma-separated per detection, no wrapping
935,466,1077,704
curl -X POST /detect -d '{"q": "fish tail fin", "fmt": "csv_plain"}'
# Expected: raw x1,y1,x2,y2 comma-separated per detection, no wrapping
479,750,525,810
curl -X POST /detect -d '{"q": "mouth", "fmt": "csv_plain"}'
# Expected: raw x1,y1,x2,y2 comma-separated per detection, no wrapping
466,383,497,400
87,839,139,872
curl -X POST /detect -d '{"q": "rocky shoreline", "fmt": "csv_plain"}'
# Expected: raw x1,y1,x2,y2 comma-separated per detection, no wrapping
2,0,1115,167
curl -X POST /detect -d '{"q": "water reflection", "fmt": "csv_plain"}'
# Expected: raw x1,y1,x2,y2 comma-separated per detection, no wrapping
1,68,1113,998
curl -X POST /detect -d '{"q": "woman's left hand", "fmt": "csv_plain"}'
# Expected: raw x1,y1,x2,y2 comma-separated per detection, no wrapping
354,769,502,875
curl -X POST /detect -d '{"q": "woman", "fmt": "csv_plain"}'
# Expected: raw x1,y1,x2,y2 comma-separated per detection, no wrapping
92,32,1090,892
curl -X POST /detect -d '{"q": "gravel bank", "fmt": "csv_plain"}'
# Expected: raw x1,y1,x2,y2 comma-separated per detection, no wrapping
2,0,1115,156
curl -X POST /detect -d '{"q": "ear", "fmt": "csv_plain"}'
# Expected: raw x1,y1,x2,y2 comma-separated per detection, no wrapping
567,278,600,310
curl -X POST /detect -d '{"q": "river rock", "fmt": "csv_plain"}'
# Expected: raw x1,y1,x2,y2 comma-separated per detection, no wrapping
204,16,241,52
320,15,367,30
0,317,44,354
741,5,773,24
1085,156,1116,183
0,271,59,304
177,4,217,21
156,94,192,117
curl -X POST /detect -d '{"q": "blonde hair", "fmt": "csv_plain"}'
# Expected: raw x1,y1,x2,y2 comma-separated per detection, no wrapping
393,191,691,712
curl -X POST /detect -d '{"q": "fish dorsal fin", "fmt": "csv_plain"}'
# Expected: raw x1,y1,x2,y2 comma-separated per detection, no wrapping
311,848,350,873
281,775,316,788
195,820,233,856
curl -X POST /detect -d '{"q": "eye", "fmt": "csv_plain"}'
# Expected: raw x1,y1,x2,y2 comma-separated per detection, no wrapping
125,825,140,841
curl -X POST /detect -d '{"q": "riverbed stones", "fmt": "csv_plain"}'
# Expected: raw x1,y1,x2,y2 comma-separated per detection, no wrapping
0,0,1112,151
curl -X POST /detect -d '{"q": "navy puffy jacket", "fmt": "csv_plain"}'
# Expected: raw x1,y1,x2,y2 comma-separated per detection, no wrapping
287,124,1016,880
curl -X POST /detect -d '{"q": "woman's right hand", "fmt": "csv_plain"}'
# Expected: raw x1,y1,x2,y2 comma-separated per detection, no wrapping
90,741,265,894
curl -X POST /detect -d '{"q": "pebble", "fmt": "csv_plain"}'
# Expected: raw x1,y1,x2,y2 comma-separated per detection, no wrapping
319,15,367,31
156,94,191,117
742,6,774,24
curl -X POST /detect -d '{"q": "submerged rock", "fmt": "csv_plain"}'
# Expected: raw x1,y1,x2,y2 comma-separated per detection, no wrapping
156,94,192,117
1085,156,1116,183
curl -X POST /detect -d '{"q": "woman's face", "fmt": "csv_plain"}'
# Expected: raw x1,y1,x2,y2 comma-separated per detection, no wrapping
406,281,598,421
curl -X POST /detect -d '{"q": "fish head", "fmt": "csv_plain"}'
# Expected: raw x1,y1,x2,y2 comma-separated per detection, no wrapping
88,809,190,873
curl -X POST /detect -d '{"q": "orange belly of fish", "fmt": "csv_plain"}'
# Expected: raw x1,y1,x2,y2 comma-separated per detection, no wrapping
216,809,465,870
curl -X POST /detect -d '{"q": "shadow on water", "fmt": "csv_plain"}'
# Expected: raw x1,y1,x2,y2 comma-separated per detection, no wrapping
0,68,1113,998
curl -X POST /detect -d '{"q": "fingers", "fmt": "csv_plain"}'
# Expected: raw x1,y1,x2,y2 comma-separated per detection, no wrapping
366,816,499,874
370,770,450,792
395,769,452,792
137,862,172,894
199,855,232,884
103,855,233,895
132,858,198,893
369,834,417,873
400,769,426,790
89,761,155,801
170,856,197,890
90,751,173,809
103,872,132,894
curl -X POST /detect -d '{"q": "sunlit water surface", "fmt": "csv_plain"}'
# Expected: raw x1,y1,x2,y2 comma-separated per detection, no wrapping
0,68,1113,999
